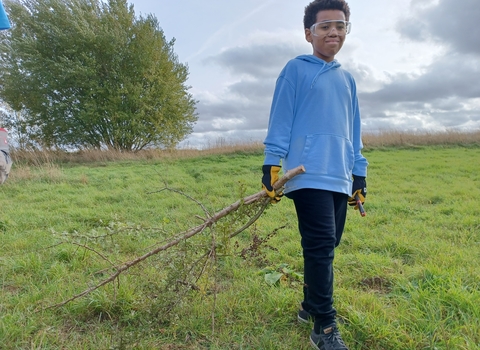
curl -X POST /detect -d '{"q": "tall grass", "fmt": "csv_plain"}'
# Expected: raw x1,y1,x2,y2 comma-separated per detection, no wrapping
362,129,480,148
9,130,480,167
9,141,266,166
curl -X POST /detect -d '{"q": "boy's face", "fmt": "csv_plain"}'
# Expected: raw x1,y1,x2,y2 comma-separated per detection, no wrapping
305,10,346,62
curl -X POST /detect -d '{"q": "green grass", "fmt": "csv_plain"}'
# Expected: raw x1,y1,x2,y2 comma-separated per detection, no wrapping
1,146,479,349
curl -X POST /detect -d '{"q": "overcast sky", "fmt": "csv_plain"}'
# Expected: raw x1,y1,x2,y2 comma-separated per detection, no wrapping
129,0,480,149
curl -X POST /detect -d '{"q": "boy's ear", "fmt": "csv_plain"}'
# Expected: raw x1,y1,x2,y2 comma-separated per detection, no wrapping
305,28,312,43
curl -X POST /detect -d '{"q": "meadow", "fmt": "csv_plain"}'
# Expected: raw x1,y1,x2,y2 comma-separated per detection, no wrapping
1,132,479,349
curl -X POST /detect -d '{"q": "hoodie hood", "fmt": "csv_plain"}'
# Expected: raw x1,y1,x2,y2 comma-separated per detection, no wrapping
295,55,341,88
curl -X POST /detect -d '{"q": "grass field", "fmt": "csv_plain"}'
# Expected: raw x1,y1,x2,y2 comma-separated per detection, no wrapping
1,144,479,349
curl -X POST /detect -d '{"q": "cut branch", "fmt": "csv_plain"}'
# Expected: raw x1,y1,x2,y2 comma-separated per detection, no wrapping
42,165,305,310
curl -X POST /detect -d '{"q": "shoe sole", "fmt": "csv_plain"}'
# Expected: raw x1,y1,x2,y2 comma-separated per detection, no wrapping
309,337,320,350
298,314,310,324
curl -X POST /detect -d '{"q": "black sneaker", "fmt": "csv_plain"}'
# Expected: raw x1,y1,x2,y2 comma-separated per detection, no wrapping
310,324,349,350
298,308,312,324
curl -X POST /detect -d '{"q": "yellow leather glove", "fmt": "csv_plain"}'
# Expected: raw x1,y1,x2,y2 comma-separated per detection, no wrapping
261,165,283,203
348,189,365,209
348,176,367,210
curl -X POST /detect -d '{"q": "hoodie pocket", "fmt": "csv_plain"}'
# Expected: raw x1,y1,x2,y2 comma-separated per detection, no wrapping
300,134,354,179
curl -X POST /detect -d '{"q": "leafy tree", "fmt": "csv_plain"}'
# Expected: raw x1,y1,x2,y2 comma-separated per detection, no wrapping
0,0,197,151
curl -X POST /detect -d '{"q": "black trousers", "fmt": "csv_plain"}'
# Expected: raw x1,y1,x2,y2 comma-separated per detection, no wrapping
287,188,348,327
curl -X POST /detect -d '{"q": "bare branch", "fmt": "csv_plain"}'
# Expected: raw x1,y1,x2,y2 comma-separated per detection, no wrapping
41,165,305,310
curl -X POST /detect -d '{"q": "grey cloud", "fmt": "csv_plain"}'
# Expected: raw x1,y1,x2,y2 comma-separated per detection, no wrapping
434,98,465,111
341,62,386,92
228,79,275,100
362,87,475,133
360,54,480,105
191,41,304,137
362,109,390,120
193,90,271,133
362,116,422,131
357,48,480,132
397,0,480,55
360,94,479,131
203,43,302,78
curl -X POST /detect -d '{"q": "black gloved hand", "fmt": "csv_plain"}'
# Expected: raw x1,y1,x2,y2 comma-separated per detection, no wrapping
348,175,366,209
261,165,282,203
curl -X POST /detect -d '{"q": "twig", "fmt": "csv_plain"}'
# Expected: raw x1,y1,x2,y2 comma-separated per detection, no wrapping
70,242,116,267
149,183,212,219
229,197,270,239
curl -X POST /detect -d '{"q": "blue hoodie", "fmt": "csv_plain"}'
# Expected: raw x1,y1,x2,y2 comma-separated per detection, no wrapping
263,54,368,196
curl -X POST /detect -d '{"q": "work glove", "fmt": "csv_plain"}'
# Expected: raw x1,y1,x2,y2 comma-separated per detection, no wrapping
262,165,283,203
348,175,366,210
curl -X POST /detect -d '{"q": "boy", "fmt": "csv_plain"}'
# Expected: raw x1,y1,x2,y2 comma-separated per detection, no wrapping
261,0,368,349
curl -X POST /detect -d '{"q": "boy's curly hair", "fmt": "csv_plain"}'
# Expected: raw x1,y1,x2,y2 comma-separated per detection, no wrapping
303,0,351,28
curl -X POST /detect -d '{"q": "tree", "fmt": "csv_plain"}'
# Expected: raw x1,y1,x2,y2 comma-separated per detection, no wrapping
0,0,197,151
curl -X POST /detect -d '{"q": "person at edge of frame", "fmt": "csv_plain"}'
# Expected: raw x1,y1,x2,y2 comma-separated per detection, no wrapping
0,1,12,184
0,0,10,30
0,128,12,184
261,0,368,349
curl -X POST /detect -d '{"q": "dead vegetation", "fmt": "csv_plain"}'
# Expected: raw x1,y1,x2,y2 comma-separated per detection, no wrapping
362,129,480,148
8,130,480,166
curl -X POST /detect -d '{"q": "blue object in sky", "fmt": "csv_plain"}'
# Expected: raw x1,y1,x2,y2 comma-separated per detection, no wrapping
0,1,11,30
